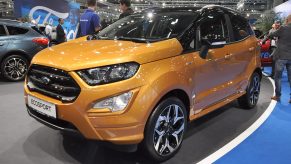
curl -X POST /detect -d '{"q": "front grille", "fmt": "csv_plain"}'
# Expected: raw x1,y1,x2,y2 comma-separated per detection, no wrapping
27,65,81,103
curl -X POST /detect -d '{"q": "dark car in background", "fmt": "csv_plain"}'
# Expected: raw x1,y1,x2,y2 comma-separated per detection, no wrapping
0,19,49,81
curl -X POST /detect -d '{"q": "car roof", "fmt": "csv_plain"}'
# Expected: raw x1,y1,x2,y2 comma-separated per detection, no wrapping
0,19,34,28
142,7,201,13
141,5,240,15
0,19,22,25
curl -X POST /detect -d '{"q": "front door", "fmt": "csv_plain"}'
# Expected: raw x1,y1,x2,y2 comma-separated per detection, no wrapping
193,12,233,112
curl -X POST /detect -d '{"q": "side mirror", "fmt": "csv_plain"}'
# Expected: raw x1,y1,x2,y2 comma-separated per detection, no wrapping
199,38,226,59
87,34,99,41
87,35,93,40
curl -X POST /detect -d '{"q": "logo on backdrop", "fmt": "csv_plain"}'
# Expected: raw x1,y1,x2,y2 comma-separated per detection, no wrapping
29,6,69,26
14,0,80,40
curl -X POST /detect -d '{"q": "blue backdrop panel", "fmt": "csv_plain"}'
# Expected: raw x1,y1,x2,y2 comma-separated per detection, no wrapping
274,0,291,19
14,0,80,40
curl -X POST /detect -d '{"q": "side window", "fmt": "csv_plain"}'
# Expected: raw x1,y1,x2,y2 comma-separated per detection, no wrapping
180,26,196,51
0,25,6,36
6,26,29,35
229,14,250,41
198,13,229,48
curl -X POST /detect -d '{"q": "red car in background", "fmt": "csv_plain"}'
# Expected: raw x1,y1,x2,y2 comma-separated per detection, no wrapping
255,30,273,67
260,37,272,66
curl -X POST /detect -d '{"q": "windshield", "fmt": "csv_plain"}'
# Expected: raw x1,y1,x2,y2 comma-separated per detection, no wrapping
98,12,198,42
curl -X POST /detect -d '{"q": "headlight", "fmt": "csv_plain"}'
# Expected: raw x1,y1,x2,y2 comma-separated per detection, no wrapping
77,62,139,86
93,91,133,112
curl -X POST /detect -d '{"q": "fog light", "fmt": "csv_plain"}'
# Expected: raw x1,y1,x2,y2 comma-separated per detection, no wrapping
93,92,133,112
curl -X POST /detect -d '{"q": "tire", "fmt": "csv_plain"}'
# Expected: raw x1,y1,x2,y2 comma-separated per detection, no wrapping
238,72,261,109
0,55,29,81
141,97,187,162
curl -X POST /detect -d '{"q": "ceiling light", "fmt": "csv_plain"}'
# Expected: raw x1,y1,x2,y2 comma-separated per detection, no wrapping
147,12,153,18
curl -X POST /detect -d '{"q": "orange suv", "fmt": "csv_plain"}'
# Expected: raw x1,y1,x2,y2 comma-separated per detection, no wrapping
24,6,261,162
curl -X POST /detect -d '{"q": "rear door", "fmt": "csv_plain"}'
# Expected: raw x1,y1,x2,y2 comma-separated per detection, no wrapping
226,13,257,94
5,25,36,55
0,24,9,56
6,25,30,48
181,11,233,112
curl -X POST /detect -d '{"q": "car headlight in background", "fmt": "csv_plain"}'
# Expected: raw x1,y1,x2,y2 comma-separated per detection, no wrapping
93,91,133,112
77,62,139,86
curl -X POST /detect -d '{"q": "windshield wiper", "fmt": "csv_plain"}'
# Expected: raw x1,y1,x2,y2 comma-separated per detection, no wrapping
87,35,108,40
115,37,150,43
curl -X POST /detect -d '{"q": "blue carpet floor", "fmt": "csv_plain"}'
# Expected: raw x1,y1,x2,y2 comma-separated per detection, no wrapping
216,67,291,164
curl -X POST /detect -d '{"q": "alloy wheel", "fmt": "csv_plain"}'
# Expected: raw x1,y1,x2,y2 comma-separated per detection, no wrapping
153,104,185,156
4,57,28,81
249,74,260,106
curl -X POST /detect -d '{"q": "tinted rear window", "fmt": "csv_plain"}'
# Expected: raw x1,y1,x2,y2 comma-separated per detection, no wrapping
31,26,44,35
0,25,6,36
7,26,29,35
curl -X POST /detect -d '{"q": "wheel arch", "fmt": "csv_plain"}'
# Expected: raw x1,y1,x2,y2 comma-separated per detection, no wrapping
0,50,31,66
148,89,191,123
254,67,262,80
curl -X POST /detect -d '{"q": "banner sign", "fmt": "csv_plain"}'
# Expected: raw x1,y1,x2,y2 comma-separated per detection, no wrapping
14,0,80,40
274,0,291,19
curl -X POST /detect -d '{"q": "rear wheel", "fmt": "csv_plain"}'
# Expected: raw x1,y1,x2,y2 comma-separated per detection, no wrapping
142,97,187,162
0,55,28,81
238,72,261,109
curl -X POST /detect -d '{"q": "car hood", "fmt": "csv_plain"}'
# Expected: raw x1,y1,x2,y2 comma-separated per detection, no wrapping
31,38,183,71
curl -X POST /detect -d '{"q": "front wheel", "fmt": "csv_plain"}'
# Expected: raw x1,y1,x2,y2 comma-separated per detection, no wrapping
141,97,187,162
238,72,261,109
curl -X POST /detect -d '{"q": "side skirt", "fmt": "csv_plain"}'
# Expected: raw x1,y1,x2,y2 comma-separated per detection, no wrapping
189,91,246,121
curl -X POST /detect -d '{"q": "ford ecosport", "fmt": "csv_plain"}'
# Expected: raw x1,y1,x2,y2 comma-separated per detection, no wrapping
24,5,261,162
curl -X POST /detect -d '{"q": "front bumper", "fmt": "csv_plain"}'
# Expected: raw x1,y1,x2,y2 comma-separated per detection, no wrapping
24,73,149,145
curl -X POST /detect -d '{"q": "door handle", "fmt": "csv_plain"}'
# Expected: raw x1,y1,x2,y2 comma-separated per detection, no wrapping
249,47,255,52
224,54,232,60
186,62,193,66
0,43,4,46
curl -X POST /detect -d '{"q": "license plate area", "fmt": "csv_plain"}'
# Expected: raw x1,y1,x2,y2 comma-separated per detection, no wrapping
28,95,57,119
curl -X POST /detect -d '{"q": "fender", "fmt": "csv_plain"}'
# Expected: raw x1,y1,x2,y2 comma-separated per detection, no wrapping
134,68,193,124
0,50,31,63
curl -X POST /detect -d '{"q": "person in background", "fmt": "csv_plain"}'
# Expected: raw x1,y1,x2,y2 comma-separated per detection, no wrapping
56,18,66,44
44,22,53,40
268,20,281,78
31,19,37,25
79,0,101,37
31,19,39,29
44,22,53,46
119,0,134,20
266,15,291,103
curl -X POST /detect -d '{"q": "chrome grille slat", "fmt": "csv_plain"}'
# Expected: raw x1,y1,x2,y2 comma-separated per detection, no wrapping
27,65,81,103
30,69,71,82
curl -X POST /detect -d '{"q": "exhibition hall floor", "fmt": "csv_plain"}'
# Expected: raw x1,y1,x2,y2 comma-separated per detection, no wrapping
0,76,275,164
216,68,291,164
